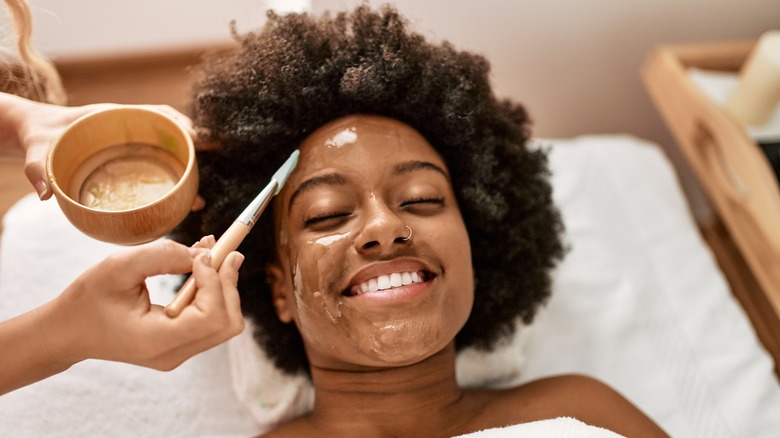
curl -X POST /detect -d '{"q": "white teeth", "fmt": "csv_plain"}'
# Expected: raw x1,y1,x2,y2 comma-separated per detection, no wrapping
352,271,426,295
377,275,391,290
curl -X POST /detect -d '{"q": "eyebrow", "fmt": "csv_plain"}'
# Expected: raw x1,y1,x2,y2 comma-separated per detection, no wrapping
288,173,349,212
287,160,450,212
393,160,450,180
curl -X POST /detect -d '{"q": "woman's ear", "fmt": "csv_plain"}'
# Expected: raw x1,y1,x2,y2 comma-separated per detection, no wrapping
266,263,294,323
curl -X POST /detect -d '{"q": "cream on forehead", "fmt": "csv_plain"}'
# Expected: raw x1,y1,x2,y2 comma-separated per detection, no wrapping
304,115,424,147
324,128,358,148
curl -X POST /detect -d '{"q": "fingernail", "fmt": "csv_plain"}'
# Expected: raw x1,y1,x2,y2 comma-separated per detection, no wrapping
199,251,212,266
34,180,48,200
206,234,216,245
232,253,245,270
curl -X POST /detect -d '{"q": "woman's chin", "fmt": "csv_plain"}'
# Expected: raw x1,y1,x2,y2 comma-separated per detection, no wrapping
356,334,453,367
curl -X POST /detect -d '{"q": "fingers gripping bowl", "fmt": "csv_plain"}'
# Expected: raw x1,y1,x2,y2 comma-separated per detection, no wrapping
47,107,198,245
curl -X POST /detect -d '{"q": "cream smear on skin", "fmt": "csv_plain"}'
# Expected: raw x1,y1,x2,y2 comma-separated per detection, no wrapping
369,319,431,359
311,232,352,323
293,232,352,327
314,232,350,247
324,128,357,148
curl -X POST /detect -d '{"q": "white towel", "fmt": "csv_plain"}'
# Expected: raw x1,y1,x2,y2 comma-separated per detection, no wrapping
0,196,263,437
454,417,625,437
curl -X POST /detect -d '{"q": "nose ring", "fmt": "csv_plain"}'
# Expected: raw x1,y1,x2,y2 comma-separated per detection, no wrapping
401,225,413,242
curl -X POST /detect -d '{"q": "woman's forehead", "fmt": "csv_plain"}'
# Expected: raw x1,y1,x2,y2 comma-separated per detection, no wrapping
274,114,450,222
301,114,433,153
295,114,443,170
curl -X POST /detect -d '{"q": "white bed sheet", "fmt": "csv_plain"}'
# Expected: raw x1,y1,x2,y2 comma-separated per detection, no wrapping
518,135,780,437
0,135,778,437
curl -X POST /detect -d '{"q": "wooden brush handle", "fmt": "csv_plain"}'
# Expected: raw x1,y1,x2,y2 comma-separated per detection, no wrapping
164,221,249,317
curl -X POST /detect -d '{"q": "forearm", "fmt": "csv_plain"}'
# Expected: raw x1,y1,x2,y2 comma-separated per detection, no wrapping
0,299,78,396
0,92,30,153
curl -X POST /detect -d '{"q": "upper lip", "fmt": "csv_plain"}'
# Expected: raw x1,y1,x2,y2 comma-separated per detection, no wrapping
343,258,437,294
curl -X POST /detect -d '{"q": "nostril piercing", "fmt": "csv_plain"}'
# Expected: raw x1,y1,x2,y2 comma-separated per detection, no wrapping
401,225,413,241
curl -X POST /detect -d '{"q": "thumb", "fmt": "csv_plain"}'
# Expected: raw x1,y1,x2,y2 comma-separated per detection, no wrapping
24,148,51,200
106,240,206,287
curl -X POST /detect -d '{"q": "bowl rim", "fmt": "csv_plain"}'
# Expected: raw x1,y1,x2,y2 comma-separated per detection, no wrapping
46,105,197,215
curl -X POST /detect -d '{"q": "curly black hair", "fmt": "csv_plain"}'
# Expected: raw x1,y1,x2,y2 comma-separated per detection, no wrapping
171,4,565,376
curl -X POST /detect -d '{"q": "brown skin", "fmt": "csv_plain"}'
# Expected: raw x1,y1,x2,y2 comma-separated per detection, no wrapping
265,115,668,438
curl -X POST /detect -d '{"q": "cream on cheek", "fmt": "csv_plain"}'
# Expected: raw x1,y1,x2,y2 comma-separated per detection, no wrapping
287,231,354,346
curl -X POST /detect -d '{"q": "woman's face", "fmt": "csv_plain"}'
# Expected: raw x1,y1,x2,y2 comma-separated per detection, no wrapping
269,114,473,371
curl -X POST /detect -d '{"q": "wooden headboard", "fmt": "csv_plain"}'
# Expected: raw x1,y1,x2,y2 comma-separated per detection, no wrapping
56,44,234,111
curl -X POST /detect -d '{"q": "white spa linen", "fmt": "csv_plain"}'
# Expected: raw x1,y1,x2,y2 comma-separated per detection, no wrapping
517,135,780,437
453,417,624,437
0,197,263,437
1,135,779,437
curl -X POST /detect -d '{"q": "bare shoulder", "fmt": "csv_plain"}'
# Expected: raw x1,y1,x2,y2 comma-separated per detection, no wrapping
472,374,669,438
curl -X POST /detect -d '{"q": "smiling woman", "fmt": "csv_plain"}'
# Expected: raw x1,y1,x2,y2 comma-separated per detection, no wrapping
171,4,667,437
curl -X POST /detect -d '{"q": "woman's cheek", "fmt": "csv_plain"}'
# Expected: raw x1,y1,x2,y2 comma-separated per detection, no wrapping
290,232,353,337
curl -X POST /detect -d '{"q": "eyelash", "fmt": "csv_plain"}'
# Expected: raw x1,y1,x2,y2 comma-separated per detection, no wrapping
400,196,445,208
303,211,351,227
303,196,445,227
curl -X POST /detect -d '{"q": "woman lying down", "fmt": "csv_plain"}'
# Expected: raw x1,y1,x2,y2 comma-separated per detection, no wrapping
172,5,668,437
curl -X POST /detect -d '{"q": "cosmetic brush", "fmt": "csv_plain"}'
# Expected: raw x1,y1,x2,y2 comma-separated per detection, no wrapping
165,149,299,317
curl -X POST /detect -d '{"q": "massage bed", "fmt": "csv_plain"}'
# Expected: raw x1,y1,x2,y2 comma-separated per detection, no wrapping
1,131,779,436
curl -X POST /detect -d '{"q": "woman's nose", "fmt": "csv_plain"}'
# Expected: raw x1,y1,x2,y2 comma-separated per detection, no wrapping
355,199,411,255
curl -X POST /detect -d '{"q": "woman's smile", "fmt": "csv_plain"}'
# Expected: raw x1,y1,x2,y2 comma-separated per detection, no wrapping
344,258,435,298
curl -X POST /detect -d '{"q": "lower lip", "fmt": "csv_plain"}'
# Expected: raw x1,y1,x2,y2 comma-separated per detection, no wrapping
346,279,433,304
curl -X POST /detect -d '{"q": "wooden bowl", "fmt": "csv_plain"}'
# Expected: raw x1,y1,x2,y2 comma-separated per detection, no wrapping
47,106,198,245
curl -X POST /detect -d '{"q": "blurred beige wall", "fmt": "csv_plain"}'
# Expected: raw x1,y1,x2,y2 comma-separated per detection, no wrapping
20,0,779,145
316,0,777,148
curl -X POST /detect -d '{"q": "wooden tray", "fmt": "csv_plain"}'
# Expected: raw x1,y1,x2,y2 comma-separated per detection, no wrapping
642,40,780,373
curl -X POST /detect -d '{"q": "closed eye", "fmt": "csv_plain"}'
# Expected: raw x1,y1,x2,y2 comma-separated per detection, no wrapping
401,196,444,207
401,196,444,214
303,212,352,228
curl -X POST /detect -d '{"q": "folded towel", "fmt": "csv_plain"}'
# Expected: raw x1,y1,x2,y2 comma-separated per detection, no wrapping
454,417,624,437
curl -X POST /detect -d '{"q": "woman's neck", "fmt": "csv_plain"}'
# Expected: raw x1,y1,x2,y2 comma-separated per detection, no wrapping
305,343,481,437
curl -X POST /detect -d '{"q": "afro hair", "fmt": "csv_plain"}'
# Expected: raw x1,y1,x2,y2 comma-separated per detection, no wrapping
171,4,565,375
